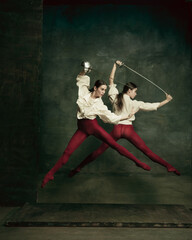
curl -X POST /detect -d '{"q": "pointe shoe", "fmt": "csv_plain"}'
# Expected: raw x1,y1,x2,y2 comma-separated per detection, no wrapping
136,162,151,171
68,168,80,178
41,173,54,188
167,167,181,176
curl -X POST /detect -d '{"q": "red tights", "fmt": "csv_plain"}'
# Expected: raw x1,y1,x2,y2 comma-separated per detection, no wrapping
69,124,180,177
41,120,151,188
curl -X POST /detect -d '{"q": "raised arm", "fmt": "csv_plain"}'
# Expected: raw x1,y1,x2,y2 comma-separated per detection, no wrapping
158,94,173,108
109,60,123,85
76,70,90,98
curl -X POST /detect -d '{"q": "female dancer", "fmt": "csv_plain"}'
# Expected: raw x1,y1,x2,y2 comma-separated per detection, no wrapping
69,61,180,177
41,64,151,188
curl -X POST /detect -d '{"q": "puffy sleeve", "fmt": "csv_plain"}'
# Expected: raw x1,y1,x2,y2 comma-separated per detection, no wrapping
133,100,160,111
108,84,119,103
96,99,122,124
76,74,90,98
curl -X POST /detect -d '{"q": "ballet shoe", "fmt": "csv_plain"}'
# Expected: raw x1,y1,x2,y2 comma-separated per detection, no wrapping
41,173,54,188
167,167,181,176
136,162,151,171
68,168,81,178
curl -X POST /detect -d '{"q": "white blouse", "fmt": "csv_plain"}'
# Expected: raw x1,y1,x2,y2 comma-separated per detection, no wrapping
76,75,122,124
108,84,160,125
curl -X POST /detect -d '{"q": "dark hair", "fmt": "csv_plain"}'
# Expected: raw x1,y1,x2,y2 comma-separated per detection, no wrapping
115,82,137,111
90,80,107,92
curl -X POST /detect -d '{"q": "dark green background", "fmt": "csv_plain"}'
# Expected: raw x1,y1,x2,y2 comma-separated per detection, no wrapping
0,0,191,205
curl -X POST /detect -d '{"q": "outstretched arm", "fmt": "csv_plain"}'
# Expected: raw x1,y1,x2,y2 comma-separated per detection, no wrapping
119,107,139,121
158,94,173,108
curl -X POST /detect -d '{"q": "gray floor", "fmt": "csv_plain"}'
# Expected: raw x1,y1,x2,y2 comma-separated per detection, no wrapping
4,203,192,228
1,207,192,240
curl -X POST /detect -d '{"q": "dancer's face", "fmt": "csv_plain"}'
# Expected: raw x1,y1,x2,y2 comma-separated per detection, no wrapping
127,88,137,99
94,85,107,98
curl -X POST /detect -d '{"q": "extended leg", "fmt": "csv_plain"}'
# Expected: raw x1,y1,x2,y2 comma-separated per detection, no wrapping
124,126,180,175
69,126,121,177
93,124,151,171
41,129,88,187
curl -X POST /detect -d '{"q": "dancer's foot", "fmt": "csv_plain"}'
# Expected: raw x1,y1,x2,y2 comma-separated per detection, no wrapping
136,162,151,171
68,168,81,178
167,167,180,176
41,173,54,188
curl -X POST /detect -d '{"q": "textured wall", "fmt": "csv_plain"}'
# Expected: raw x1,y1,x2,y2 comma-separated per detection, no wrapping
1,1,190,206
0,0,43,205
42,1,191,203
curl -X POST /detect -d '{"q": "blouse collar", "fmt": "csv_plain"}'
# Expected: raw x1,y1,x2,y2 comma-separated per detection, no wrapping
84,92,101,103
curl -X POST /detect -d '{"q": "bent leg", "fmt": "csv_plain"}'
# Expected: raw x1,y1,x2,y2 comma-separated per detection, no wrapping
125,127,180,175
41,129,88,187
